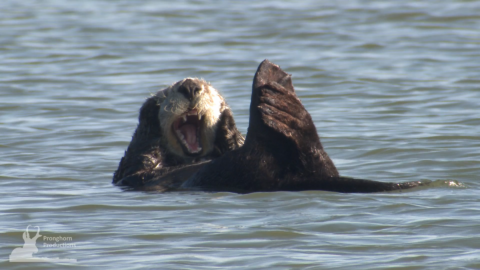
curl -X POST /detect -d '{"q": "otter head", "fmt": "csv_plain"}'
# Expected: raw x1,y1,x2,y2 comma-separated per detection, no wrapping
158,78,224,159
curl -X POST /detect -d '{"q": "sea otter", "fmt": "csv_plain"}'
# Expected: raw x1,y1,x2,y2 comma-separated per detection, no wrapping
113,78,244,190
181,60,424,193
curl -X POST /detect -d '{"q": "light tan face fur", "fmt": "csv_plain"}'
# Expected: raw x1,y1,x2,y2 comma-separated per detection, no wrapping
156,78,225,159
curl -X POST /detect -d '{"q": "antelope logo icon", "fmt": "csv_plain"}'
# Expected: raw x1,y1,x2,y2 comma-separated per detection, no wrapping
9,225,42,262
9,225,77,263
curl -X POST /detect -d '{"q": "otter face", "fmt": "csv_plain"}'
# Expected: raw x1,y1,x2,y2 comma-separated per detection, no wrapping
158,78,224,159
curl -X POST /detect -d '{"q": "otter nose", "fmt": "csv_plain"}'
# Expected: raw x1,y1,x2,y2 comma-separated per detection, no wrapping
178,79,202,101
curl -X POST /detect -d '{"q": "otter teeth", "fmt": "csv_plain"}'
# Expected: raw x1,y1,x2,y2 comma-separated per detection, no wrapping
181,111,202,121
190,147,202,153
175,129,202,154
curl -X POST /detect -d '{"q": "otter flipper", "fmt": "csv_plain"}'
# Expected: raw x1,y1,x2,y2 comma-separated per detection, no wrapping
247,59,338,177
252,60,313,144
185,60,426,193
248,60,424,192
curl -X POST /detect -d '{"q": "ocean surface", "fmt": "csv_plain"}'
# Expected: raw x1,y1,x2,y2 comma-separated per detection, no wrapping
1,0,480,269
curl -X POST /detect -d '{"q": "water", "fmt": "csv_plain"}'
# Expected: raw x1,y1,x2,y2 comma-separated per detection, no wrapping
1,0,480,269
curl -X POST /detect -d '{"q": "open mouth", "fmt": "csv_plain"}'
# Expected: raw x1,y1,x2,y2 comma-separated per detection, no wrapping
172,109,203,155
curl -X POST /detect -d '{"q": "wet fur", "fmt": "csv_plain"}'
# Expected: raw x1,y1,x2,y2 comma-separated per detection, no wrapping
182,60,424,193
113,78,244,190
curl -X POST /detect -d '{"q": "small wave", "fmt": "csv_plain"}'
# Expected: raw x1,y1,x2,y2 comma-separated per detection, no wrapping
428,179,466,188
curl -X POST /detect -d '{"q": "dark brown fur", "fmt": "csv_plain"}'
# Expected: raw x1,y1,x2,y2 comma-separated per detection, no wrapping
182,60,423,193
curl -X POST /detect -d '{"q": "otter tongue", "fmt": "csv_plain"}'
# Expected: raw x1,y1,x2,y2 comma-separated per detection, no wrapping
180,124,199,152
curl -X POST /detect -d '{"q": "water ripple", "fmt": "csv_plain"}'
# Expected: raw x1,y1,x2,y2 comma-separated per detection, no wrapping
1,0,480,269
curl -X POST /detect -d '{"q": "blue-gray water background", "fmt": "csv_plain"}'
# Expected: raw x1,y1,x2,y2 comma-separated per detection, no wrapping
1,0,480,269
